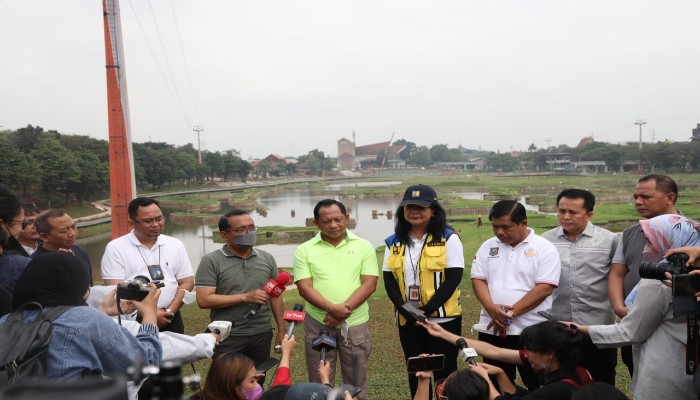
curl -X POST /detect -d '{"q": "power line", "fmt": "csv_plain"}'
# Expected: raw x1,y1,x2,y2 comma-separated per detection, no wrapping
170,0,202,126
126,0,191,129
147,0,191,128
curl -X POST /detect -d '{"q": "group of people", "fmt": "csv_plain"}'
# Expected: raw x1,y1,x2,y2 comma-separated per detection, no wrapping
1,174,699,400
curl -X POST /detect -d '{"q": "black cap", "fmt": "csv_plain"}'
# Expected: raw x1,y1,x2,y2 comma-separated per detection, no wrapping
399,184,438,207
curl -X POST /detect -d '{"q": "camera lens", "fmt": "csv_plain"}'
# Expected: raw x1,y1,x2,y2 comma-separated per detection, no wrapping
639,261,667,280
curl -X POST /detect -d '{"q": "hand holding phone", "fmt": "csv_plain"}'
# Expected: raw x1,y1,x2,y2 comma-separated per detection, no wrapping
255,357,280,375
406,354,445,373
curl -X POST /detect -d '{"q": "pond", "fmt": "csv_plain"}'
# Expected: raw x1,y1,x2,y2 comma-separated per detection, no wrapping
79,183,406,280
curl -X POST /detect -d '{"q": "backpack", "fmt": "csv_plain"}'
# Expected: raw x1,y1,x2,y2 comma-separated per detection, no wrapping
0,302,72,385
560,366,594,389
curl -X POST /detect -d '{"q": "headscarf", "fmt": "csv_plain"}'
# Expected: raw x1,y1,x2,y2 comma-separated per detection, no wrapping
639,214,700,261
12,252,90,309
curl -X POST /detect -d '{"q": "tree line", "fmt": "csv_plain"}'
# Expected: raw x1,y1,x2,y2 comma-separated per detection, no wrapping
3,124,700,206
0,125,253,205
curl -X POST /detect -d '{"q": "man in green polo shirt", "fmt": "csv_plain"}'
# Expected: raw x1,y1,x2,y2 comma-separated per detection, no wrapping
294,199,378,400
196,209,285,369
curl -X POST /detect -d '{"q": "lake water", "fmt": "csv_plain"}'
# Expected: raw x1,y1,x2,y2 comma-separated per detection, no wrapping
79,184,405,280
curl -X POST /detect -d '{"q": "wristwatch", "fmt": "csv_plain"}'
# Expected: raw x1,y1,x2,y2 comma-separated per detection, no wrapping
165,308,173,314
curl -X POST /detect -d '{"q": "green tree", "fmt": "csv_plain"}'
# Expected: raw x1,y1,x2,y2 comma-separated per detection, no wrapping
0,135,40,194
31,133,81,204
409,146,433,167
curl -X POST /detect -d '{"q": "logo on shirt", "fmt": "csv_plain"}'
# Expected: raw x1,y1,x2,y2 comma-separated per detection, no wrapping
489,247,499,256
524,247,537,257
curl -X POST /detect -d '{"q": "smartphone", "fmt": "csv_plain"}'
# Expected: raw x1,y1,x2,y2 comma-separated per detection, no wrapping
147,264,165,281
255,357,280,375
406,354,445,373
401,303,427,323
537,310,554,321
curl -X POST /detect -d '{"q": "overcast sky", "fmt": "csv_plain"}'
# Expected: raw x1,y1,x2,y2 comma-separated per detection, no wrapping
2,1,700,160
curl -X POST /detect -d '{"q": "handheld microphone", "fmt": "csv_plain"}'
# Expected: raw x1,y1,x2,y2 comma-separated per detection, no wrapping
207,321,233,342
245,271,291,320
456,338,479,366
284,303,306,337
311,328,336,362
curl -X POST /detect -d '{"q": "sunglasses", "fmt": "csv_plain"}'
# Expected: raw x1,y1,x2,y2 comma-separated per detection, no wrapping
10,219,30,230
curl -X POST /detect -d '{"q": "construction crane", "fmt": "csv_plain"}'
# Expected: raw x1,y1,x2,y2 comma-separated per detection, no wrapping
379,132,395,170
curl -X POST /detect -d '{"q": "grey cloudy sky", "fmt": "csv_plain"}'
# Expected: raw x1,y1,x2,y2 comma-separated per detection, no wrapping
2,1,700,160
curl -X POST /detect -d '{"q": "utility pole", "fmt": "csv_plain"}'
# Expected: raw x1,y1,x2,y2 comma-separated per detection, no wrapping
193,125,204,164
635,120,646,173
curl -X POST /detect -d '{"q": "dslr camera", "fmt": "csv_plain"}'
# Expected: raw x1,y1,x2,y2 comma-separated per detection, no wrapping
117,275,164,301
639,253,700,317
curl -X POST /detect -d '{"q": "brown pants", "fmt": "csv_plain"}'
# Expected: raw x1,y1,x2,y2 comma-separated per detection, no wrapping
303,316,371,400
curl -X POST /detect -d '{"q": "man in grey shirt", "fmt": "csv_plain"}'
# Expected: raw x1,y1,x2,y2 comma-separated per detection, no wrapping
608,174,678,375
196,209,285,366
542,189,618,384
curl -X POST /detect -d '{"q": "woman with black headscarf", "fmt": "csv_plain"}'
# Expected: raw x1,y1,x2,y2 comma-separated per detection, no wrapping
0,252,162,381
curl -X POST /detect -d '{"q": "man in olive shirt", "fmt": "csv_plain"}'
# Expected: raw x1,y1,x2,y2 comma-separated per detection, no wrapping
196,209,285,364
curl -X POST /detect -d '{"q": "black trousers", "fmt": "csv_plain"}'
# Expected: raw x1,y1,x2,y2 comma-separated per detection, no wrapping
581,337,617,385
399,317,461,400
214,330,274,385
621,345,634,377
478,332,540,392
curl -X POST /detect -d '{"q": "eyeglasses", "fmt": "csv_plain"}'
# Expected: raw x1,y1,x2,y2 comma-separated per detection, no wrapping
11,219,30,230
435,378,447,400
134,216,164,225
228,225,257,234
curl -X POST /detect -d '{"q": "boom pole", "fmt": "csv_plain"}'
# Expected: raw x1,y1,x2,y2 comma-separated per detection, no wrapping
103,0,136,238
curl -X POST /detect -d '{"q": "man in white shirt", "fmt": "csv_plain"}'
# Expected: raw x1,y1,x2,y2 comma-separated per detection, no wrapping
471,200,560,391
102,197,194,334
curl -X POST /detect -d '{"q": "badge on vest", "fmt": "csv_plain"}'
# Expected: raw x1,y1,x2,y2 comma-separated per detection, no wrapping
392,245,401,254
489,247,499,256
408,285,421,304
426,242,445,247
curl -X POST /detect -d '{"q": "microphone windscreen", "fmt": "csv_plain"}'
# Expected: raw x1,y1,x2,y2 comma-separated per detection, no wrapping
276,271,291,286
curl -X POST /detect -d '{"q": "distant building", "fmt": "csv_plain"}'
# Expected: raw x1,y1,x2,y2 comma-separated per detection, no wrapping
336,137,406,170
692,124,700,141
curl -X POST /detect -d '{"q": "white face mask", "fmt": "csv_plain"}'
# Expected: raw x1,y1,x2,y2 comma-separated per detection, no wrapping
531,360,551,375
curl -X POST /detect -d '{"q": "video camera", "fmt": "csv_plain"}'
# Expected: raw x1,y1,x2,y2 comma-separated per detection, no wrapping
639,253,700,317
129,361,200,400
639,252,700,381
117,275,165,301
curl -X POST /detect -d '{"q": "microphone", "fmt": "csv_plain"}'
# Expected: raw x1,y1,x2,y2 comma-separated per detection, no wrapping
284,303,306,337
245,271,291,320
456,338,479,366
206,321,233,342
311,329,336,362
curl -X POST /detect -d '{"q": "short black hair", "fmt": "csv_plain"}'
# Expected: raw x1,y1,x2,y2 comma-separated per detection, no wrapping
313,199,347,220
639,174,678,204
488,200,527,224
219,209,249,232
556,189,596,212
0,187,22,225
35,209,68,235
127,197,161,220
22,203,40,215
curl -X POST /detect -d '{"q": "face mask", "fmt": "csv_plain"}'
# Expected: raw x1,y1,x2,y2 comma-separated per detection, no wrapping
233,232,257,247
531,360,551,375
242,383,263,400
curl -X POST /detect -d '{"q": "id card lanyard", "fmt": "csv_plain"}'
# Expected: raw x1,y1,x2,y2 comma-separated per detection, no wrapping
407,238,425,307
